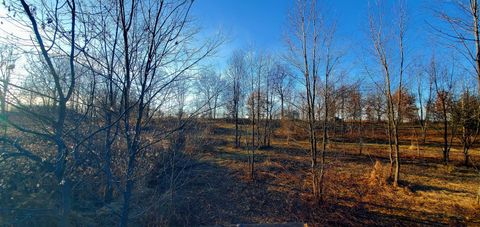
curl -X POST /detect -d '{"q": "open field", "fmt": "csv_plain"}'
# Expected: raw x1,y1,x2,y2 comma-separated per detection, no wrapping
3,1,480,225
2,116,480,226
162,120,480,226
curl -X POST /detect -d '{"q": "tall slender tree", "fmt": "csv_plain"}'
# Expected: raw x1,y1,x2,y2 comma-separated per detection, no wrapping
369,0,407,186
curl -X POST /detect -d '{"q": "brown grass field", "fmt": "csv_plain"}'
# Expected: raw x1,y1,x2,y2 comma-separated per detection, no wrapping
163,119,480,226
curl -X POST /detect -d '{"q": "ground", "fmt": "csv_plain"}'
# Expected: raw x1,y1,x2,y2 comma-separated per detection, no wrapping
170,120,480,226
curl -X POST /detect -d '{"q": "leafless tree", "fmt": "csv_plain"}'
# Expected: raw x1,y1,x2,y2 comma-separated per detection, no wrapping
0,0,89,225
226,50,246,148
271,63,292,119
453,87,480,166
432,0,480,96
0,45,16,138
368,0,407,186
432,0,480,201
365,88,386,122
245,51,269,180
286,0,340,201
195,69,225,119
431,55,457,164
113,0,221,225
415,62,433,144
286,0,320,200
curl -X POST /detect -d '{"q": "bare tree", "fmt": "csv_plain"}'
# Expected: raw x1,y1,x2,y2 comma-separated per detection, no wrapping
368,0,407,186
271,63,292,119
195,69,225,119
345,84,363,153
318,21,339,201
0,45,16,138
114,0,221,225
453,87,480,166
431,55,457,164
245,51,268,180
433,0,480,202
392,88,418,123
415,62,433,144
286,0,339,201
226,50,246,148
286,0,320,200
365,88,386,122
0,0,87,225
433,0,480,96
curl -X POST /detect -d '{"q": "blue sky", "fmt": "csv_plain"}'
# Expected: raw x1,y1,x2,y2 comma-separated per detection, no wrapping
189,0,480,95
191,0,433,64
192,0,294,54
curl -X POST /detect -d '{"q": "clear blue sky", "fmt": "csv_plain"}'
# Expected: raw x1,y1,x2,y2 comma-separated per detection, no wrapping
192,0,294,53
191,0,438,75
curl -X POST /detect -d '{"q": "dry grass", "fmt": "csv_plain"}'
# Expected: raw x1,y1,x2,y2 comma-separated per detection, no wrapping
172,120,480,226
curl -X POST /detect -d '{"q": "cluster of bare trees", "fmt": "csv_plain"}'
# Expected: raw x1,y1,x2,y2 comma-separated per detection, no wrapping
285,0,340,202
2,0,480,225
224,50,293,180
241,0,480,199
0,0,220,225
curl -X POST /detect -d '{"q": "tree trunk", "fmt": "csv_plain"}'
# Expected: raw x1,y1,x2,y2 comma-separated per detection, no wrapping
358,119,363,155
472,0,480,97
464,145,470,166
235,102,240,148
443,114,449,164
393,121,400,187
319,106,327,201
120,150,136,227
387,120,394,179
280,94,284,119
104,126,113,203
251,96,255,180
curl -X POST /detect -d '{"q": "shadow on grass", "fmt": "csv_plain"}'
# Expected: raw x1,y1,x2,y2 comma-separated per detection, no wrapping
166,156,302,226
406,182,474,196
162,149,476,226
213,148,269,163
179,132,479,226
